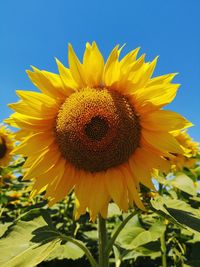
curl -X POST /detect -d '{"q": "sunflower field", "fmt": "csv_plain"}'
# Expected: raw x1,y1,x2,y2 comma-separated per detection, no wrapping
0,42,200,267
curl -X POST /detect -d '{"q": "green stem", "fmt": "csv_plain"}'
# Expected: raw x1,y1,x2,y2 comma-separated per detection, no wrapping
61,235,98,267
160,231,167,267
98,214,109,267
0,205,4,219
106,210,138,255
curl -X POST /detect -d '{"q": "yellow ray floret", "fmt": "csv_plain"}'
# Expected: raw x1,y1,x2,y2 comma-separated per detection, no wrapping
7,42,192,221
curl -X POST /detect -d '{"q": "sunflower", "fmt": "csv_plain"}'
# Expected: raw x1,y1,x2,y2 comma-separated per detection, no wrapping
170,130,199,170
0,124,14,168
7,42,192,221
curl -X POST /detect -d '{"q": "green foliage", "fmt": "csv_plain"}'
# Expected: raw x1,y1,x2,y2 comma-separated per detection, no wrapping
0,214,59,267
46,241,85,261
171,173,197,195
117,216,166,250
151,196,200,229
0,209,85,267
0,151,200,266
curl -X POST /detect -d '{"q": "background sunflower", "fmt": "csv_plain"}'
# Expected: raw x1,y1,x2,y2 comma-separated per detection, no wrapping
0,124,14,168
170,130,200,171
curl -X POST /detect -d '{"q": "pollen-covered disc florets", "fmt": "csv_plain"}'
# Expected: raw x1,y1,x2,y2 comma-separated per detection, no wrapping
55,88,141,172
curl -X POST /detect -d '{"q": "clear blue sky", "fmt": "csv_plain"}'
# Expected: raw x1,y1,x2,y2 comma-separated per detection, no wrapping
0,0,199,140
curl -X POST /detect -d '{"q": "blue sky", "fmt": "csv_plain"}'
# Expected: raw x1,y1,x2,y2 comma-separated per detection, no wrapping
0,0,199,140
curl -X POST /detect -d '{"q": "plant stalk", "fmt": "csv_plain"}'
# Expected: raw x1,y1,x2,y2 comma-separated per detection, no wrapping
98,214,109,267
106,210,138,254
160,231,167,267
61,235,98,267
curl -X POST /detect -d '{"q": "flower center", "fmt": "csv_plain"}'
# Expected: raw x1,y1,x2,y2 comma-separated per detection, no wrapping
0,137,7,159
84,116,109,141
55,88,141,172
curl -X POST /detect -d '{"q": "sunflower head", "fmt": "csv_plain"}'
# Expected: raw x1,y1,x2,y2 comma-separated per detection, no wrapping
7,42,192,221
170,130,199,170
0,124,14,168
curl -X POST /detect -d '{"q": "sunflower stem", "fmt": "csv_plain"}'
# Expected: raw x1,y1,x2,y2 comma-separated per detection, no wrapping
61,235,98,267
160,230,167,267
106,210,138,255
98,214,109,267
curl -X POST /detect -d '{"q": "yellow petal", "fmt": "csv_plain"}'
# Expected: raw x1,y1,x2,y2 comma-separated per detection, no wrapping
135,83,180,108
5,113,54,131
68,43,86,88
23,145,61,180
16,90,58,107
134,147,170,173
12,132,54,156
121,165,145,210
32,158,66,198
141,110,192,132
99,201,110,219
105,168,128,211
139,57,158,86
11,90,59,118
45,158,66,199
13,129,30,140
87,172,109,222
26,67,67,99
8,102,41,118
48,163,77,206
147,73,178,87
23,155,38,169
125,54,146,81
103,45,120,86
119,47,140,69
130,57,158,89
83,42,104,87
115,54,146,93
142,130,183,154
74,171,93,216
129,155,155,190
55,58,78,91
8,100,57,119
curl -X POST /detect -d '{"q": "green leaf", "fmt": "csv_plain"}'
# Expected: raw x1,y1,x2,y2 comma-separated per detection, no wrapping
17,208,44,221
117,226,145,249
123,246,160,261
151,195,200,233
0,223,12,238
151,195,199,216
116,215,144,247
0,216,60,267
116,217,166,250
113,246,122,267
40,209,54,228
46,241,85,261
166,207,200,233
108,203,122,217
31,226,60,244
171,173,197,196
187,231,200,243
190,196,200,203
84,230,98,240
128,221,165,249
0,205,88,266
